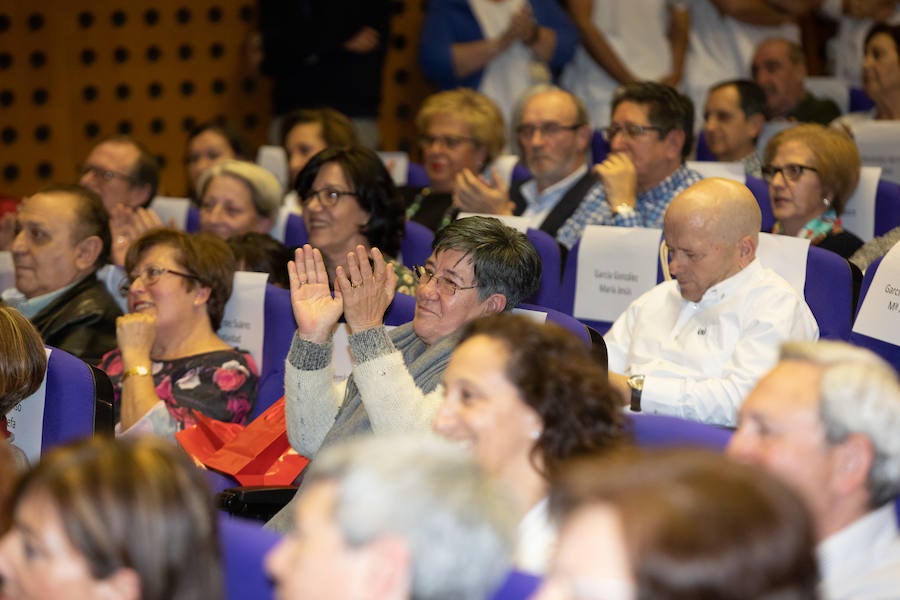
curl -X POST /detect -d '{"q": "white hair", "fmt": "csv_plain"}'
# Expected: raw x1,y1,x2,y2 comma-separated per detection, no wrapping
197,159,283,219
780,341,900,506
307,433,516,599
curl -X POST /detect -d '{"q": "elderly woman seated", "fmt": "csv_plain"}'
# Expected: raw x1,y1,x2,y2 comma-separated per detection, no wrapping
296,145,416,295
538,448,818,600
0,436,222,599
99,229,258,439
404,89,507,232
763,124,863,259
268,216,541,531
434,313,625,573
198,159,283,241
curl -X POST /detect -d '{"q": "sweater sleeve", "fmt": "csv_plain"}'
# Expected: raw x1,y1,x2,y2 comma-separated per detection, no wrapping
284,333,344,458
348,327,445,434
419,0,484,89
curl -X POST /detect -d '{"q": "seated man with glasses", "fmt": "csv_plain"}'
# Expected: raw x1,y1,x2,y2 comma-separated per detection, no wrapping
2,184,121,363
556,82,702,249
453,86,598,251
604,178,818,427
268,216,541,531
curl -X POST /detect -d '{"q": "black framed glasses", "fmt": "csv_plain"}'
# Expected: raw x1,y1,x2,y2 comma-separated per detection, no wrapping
516,122,582,140
760,163,819,183
301,187,358,208
600,123,665,142
413,266,478,296
119,265,202,297
418,134,478,150
79,164,135,184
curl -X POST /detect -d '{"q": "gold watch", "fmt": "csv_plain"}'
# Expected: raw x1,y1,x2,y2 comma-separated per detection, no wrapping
627,374,645,412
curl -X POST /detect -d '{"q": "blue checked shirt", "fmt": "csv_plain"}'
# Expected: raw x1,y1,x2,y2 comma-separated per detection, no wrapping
556,165,703,249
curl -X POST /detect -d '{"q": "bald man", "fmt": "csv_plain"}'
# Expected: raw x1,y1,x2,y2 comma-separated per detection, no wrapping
605,179,818,427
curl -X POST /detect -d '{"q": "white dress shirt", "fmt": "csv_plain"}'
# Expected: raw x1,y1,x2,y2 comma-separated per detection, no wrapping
605,259,819,426
819,503,900,600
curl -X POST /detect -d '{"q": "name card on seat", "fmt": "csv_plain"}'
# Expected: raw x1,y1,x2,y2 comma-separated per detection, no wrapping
573,226,662,322
686,161,745,182
7,347,52,463
218,271,268,372
149,196,192,230
756,233,810,294
853,121,900,185
840,166,881,242
853,242,900,343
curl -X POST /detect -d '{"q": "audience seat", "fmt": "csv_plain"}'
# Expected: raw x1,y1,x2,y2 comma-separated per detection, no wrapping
524,228,562,310
219,515,280,600
591,129,611,165
803,245,858,341
627,413,733,451
491,571,542,600
517,302,592,349
283,214,433,270
849,87,876,113
252,284,297,420
744,176,776,232
850,256,900,372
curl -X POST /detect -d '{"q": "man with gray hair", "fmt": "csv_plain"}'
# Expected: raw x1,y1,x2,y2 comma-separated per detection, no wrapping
728,340,900,599
265,433,516,600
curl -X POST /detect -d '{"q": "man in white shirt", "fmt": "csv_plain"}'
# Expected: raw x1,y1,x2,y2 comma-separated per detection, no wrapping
728,340,900,599
605,177,818,426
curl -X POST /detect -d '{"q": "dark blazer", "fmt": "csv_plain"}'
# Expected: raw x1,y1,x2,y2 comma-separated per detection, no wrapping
28,274,122,365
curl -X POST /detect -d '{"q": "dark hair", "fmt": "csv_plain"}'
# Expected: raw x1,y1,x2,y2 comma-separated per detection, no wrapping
125,229,236,330
186,120,251,161
280,108,358,149
550,448,819,600
461,314,624,477
0,306,47,414
865,22,900,56
295,146,406,258
228,232,292,288
38,183,111,269
99,135,160,204
711,79,768,119
432,216,541,309
9,436,222,600
612,82,695,160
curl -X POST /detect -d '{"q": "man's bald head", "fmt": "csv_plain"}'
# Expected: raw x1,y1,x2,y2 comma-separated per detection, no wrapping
663,179,760,302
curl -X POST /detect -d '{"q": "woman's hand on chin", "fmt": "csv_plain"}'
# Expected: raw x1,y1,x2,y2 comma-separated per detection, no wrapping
340,245,397,334
289,244,344,344
116,312,157,364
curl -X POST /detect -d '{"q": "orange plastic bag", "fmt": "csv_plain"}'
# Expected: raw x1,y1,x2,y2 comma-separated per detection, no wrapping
176,397,309,486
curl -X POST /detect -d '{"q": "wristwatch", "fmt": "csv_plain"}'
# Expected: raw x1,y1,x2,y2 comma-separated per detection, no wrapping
611,203,636,217
122,365,151,382
627,374,645,412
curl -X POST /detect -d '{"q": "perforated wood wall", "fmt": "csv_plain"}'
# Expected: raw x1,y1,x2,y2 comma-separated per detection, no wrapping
0,1,431,199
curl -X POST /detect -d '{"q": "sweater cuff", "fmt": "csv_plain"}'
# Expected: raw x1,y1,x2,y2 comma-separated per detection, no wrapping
287,331,334,370
348,326,393,363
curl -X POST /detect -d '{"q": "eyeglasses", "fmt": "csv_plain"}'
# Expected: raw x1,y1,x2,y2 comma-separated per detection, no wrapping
119,265,202,297
79,164,135,184
760,163,819,183
418,135,478,150
600,123,665,142
516,122,582,140
414,266,479,296
302,187,358,208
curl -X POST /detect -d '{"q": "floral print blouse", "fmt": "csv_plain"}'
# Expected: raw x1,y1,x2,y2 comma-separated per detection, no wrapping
99,348,259,433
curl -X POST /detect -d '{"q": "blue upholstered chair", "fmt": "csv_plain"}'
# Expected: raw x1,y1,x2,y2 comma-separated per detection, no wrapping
219,515,281,600
524,228,562,311
627,412,733,451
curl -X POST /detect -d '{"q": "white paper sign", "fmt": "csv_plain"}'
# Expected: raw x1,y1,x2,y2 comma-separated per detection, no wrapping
7,347,52,464
840,166,882,242
149,196,192,230
573,226,662,322
218,271,268,372
853,241,900,342
687,161,745,182
852,121,900,185
257,145,289,190
377,152,410,186
512,307,548,323
755,233,810,294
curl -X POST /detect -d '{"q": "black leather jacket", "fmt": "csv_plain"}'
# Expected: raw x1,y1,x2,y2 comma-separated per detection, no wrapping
28,274,122,365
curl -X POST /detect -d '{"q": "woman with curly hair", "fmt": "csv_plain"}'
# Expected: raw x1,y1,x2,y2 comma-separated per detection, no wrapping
433,312,625,574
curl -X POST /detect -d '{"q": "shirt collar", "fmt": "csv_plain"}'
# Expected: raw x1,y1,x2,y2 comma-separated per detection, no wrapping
683,258,762,306
2,278,82,319
817,503,898,582
521,163,588,208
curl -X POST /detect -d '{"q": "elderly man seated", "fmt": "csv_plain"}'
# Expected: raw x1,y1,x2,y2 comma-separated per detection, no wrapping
605,178,818,426
729,341,900,599
265,433,516,600
3,184,121,363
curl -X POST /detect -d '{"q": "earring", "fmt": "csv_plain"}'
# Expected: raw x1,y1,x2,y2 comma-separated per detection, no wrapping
530,429,540,440
823,197,831,207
